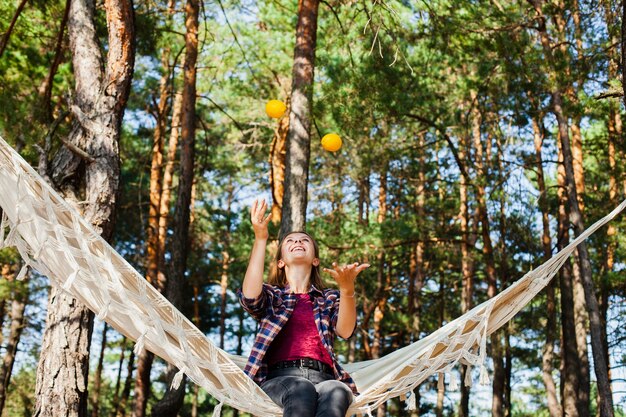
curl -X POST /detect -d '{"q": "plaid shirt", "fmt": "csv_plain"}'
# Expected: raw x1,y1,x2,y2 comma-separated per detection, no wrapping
238,283,358,394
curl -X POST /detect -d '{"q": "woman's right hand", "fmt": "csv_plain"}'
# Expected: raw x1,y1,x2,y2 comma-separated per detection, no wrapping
251,199,272,240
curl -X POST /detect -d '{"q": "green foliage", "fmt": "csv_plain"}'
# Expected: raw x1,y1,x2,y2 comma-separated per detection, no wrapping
3,366,36,417
2,0,626,415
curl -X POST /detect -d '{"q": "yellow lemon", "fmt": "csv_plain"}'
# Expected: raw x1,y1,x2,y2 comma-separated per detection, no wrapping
265,100,287,118
321,133,342,152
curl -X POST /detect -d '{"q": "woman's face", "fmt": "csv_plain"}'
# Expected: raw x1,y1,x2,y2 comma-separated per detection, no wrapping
278,232,320,268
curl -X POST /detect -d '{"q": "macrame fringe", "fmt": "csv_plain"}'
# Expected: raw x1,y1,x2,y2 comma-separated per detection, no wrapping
4,224,18,248
464,366,473,387
16,263,29,281
449,371,459,391
479,365,490,385
404,391,417,411
134,331,147,355
212,402,223,417
171,367,186,390
97,302,110,321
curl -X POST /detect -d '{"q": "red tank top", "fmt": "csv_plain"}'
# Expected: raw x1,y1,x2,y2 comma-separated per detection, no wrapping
265,293,333,367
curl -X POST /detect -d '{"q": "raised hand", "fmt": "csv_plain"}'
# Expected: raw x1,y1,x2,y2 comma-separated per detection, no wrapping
250,199,272,240
323,262,370,294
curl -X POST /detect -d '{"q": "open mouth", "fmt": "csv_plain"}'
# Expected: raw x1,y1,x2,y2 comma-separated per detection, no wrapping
291,246,305,252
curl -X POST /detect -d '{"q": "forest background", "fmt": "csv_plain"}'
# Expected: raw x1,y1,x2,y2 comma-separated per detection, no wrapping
0,0,625,416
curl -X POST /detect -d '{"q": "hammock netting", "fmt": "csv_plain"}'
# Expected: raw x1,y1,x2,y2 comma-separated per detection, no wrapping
0,135,624,416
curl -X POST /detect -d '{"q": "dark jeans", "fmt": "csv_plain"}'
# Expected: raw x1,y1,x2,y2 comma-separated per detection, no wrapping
261,367,353,417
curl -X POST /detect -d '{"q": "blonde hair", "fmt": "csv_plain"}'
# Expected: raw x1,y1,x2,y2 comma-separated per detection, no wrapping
269,231,325,289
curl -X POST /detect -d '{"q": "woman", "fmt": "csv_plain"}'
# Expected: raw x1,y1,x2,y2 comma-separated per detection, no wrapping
239,199,369,417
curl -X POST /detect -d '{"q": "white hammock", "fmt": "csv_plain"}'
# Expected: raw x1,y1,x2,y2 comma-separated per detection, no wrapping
0,134,624,417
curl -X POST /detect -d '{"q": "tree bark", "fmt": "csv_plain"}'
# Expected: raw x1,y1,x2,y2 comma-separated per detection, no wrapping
504,326,512,417
219,183,234,350
554,90,614,417
118,348,135,417
532,114,561,417
131,349,154,417
150,0,199,414
158,91,183,292
0,276,28,414
572,253,591,415
469,97,504,417
435,272,445,417
111,337,127,416
133,18,175,416
146,47,172,290
528,2,614,413
568,9,591,411
458,126,474,417
35,1,134,416
557,140,581,417
603,0,621,391
269,97,289,224
90,323,108,417
279,0,320,238
373,163,389,417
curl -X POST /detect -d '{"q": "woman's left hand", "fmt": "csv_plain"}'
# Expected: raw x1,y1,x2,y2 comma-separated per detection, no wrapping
323,262,370,292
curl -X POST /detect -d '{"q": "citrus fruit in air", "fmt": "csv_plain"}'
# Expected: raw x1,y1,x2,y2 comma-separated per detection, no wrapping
265,100,287,118
321,133,342,152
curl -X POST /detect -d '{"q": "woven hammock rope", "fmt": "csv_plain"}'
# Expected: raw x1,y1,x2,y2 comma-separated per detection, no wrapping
0,134,624,417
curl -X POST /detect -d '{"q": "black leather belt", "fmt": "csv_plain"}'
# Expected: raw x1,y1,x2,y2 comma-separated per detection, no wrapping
269,358,333,375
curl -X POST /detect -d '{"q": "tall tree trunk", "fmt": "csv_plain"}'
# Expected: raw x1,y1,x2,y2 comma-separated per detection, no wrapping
458,128,474,417
603,0,621,391
38,0,71,122
469,97,504,417
279,0,320,237
111,337,127,416
504,326,512,417
435,271,445,417
150,0,199,414
117,349,135,417
192,280,200,417
219,183,234,350
269,97,290,224
132,15,176,414
572,253,591,415
91,323,109,417
553,90,614,417
146,45,173,290
34,1,134,416
219,250,230,349
407,135,426,417
494,129,513,417
568,7,591,406
131,349,154,417
0,0,28,58
0,263,16,349
0,276,28,414
532,114,561,417
157,91,183,293
528,2,614,413
557,140,581,417
373,163,389,417
358,174,370,225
